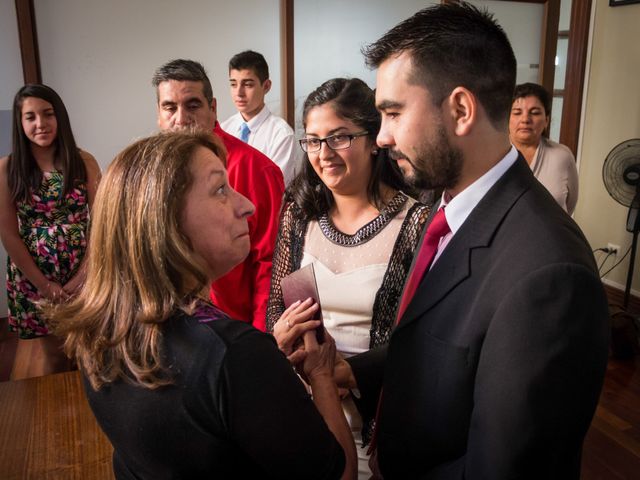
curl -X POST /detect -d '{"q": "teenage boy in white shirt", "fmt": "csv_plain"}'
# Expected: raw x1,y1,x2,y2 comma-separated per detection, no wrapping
222,50,299,186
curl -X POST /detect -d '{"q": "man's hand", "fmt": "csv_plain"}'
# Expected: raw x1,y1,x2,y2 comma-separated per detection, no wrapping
334,352,357,390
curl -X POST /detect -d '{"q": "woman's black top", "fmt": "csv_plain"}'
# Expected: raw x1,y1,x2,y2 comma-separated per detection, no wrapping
83,303,345,479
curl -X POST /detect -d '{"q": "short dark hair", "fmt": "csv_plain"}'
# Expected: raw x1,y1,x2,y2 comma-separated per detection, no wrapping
152,59,214,104
9,84,86,203
363,1,516,130
289,78,410,218
228,50,270,83
513,82,552,117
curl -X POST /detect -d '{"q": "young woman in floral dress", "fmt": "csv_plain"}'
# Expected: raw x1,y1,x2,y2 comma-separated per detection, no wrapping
0,84,101,379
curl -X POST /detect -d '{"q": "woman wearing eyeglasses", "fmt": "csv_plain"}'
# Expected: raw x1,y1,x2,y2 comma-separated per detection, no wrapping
266,77,429,478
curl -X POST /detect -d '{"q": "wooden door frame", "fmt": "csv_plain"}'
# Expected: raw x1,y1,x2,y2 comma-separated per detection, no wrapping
559,0,592,156
512,0,594,156
15,0,41,84
280,0,294,127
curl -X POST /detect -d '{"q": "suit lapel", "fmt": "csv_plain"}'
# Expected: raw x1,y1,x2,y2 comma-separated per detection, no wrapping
396,156,533,331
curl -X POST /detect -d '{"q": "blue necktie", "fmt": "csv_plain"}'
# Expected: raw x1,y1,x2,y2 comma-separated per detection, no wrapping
240,123,250,143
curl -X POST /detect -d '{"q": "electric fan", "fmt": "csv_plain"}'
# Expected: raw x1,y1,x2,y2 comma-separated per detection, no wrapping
603,138,640,309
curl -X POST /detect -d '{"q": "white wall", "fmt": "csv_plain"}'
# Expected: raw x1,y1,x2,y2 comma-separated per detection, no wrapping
34,0,282,170
10,1,638,306
0,0,281,316
574,1,640,296
0,0,23,112
294,0,440,133
470,1,543,85
294,1,438,92
294,0,543,133
0,0,25,315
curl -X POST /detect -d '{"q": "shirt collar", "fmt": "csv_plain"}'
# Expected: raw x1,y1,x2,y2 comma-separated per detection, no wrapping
440,146,518,234
243,105,270,131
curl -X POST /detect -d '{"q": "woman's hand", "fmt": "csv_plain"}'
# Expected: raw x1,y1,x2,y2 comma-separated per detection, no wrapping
273,298,321,357
40,281,70,302
62,274,84,296
302,328,336,382
302,329,358,480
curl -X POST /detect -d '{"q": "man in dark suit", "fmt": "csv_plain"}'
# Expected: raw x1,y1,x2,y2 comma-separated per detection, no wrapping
339,3,610,478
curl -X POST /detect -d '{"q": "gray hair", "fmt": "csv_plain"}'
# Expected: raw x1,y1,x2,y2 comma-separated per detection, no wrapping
152,59,214,104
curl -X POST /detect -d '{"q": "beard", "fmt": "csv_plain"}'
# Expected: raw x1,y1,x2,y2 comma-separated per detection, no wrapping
389,124,463,191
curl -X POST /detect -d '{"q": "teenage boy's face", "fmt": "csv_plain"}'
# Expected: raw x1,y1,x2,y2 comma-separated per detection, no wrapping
229,69,271,121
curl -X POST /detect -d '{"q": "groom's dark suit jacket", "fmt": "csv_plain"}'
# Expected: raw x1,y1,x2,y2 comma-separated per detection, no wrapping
349,156,609,479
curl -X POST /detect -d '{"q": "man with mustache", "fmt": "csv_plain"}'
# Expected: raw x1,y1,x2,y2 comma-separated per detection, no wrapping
152,59,284,331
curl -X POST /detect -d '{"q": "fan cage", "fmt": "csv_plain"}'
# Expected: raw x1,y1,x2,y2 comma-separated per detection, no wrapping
603,138,640,207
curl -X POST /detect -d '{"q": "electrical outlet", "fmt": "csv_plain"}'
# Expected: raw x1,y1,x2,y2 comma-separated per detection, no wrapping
607,243,620,255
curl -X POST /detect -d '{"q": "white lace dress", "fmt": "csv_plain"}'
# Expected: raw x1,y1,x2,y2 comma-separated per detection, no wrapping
300,198,413,478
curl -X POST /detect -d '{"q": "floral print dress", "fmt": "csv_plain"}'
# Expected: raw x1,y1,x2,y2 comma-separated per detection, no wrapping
7,171,89,339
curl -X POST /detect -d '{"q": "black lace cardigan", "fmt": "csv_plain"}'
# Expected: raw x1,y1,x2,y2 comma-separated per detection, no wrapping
266,196,430,348
265,195,429,445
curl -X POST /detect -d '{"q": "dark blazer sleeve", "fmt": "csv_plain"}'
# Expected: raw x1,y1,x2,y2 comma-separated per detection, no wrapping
346,345,388,421
432,263,609,479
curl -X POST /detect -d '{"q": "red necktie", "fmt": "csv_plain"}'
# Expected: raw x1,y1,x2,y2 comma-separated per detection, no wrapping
367,209,451,458
396,207,450,324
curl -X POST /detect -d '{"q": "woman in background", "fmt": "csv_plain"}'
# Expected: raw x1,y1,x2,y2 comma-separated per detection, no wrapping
0,84,100,379
267,78,429,478
509,82,579,214
52,131,356,479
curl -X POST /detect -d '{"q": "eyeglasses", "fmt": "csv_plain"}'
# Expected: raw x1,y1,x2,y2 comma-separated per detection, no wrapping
299,131,369,153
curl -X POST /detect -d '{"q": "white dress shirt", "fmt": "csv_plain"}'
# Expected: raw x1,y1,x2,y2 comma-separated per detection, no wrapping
222,106,300,186
433,146,519,266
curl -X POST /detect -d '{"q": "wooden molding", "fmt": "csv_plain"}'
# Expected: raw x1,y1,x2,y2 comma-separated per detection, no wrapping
559,0,592,156
0,317,8,342
280,0,294,128
15,0,41,84
539,0,560,99
603,283,640,315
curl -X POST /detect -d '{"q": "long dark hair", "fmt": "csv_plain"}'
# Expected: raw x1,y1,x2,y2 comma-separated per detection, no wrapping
9,84,87,203
289,77,408,219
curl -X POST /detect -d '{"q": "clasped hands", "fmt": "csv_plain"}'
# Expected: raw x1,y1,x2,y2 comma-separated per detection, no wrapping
38,273,85,303
273,298,356,391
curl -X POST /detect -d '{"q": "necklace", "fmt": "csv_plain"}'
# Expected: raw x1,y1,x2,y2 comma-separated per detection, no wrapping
318,191,408,246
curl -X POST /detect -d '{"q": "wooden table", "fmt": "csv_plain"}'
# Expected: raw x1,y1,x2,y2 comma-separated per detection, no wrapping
0,370,114,479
